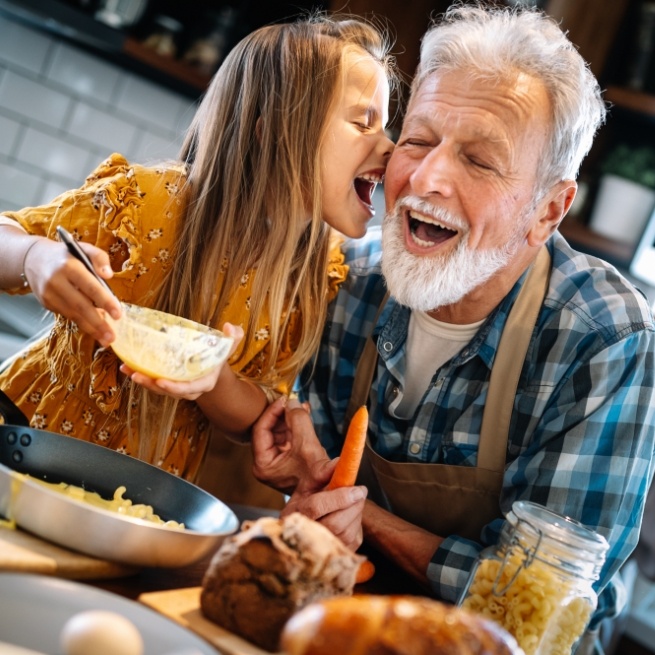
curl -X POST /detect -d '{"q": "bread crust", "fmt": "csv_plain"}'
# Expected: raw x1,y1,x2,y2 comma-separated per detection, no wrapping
281,594,524,655
200,513,363,652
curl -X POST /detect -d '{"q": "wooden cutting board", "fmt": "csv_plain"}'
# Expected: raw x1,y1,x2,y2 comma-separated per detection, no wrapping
140,586,279,655
0,524,138,579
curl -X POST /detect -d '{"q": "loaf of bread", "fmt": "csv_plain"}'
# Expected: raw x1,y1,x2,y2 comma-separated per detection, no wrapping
281,594,524,655
200,512,364,652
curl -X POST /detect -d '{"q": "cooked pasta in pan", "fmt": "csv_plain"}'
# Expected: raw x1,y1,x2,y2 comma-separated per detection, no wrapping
25,475,185,530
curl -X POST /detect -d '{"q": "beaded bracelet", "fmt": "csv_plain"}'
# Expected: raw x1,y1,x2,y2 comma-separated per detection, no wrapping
20,240,39,288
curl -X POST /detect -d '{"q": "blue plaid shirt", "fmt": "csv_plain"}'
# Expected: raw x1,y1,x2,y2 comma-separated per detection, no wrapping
298,227,655,624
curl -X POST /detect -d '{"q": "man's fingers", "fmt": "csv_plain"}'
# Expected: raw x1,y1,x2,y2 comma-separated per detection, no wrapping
321,502,366,551
252,396,288,455
310,457,337,485
281,486,368,550
285,485,367,520
284,399,317,440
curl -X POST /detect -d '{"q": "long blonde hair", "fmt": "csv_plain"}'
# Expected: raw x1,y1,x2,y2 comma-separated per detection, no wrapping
133,14,396,464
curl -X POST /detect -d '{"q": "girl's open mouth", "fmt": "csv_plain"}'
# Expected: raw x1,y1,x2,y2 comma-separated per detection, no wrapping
354,172,383,209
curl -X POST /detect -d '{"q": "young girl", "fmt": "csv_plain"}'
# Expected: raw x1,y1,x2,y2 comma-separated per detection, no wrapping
0,14,395,501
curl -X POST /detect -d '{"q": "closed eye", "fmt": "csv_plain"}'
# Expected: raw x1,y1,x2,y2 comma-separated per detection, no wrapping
399,138,430,148
469,158,492,169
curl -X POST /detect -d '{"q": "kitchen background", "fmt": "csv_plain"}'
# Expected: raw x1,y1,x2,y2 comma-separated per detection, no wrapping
0,1,654,652
0,0,327,359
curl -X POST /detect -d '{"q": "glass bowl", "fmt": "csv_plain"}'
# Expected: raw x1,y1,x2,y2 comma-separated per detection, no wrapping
106,303,234,382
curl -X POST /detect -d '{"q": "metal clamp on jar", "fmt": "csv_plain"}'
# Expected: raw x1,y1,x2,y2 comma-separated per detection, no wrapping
458,500,609,655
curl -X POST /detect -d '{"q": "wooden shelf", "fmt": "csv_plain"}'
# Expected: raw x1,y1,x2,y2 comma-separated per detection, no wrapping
559,219,634,266
605,86,655,118
0,0,214,98
122,38,212,93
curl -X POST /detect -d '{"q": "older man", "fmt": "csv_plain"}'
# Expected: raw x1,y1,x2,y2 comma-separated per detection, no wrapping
252,3,655,644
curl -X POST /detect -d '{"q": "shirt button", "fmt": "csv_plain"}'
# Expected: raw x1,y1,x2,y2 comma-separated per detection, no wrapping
392,386,399,395
461,349,470,358
409,443,421,455
383,341,393,352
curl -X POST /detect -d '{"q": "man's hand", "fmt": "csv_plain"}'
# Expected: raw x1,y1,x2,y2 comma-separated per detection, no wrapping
282,485,368,551
252,397,369,550
251,396,333,495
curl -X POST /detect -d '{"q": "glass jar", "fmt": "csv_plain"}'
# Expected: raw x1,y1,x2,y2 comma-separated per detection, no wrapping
458,501,609,655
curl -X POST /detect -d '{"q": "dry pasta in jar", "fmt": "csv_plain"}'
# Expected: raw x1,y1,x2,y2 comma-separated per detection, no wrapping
459,501,608,655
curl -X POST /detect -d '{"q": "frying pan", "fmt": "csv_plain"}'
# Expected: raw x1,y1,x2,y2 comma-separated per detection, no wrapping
0,390,238,567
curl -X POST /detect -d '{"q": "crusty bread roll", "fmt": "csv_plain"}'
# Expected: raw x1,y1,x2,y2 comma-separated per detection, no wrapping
281,594,524,655
200,512,364,652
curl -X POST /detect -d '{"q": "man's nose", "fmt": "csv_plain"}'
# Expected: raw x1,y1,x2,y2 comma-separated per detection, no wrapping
409,146,454,198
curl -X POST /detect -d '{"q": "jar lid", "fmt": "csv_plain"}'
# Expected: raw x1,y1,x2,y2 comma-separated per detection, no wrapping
508,500,609,564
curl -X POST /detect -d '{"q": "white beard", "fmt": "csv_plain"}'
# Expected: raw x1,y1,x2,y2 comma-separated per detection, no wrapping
381,199,525,312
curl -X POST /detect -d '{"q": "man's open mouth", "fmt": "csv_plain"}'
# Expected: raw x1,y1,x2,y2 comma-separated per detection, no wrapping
408,211,459,247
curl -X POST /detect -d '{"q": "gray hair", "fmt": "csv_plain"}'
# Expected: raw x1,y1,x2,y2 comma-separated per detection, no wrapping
414,3,607,188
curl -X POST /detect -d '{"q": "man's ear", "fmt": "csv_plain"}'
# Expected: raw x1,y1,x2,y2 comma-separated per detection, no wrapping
527,180,577,247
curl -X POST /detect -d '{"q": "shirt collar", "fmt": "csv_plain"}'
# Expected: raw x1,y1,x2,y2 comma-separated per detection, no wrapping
376,255,542,372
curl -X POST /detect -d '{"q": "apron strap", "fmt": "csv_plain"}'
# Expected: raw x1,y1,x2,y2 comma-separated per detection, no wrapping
477,246,551,471
345,247,551,473
345,291,389,428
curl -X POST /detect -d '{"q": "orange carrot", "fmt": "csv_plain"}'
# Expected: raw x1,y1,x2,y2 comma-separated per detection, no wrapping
326,405,368,490
355,558,376,584
326,405,373,583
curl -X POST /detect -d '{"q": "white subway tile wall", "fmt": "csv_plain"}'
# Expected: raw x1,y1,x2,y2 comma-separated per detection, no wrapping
0,15,198,211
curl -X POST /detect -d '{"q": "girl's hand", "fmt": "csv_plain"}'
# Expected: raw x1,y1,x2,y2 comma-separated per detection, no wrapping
25,237,121,346
120,323,244,401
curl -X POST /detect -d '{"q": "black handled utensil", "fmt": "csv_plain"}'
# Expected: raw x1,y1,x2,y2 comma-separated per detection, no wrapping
56,225,115,295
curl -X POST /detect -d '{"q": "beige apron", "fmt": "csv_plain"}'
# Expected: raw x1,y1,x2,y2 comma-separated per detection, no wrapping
344,247,551,540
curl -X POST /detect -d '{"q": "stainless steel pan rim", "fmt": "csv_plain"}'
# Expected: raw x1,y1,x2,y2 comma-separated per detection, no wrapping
0,421,239,568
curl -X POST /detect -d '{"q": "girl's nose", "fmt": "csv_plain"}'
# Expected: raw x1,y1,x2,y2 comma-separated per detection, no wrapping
381,134,395,162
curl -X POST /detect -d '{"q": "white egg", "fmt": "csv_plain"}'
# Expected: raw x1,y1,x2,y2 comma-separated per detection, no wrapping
60,610,144,655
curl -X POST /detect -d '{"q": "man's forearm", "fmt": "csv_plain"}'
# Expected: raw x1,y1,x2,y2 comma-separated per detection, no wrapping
362,500,444,587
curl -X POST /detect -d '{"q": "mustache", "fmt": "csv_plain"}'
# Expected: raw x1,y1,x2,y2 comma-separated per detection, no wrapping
386,196,469,233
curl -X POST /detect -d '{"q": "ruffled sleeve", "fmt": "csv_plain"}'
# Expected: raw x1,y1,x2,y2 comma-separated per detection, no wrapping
327,232,349,301
2,153,186,302
1,153,189,417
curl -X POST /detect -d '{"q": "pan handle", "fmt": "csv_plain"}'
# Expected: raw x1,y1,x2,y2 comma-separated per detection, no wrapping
0,389,30,427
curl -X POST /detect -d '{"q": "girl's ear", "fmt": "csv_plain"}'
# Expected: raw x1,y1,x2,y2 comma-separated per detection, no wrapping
527,180,577,247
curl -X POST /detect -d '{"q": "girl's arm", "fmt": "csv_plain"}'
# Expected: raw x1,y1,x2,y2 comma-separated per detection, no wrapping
122,323,269,440
3,222,267,438
195,362,269,439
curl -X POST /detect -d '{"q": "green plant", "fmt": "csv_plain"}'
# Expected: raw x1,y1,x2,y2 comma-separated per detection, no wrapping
600,143,655,189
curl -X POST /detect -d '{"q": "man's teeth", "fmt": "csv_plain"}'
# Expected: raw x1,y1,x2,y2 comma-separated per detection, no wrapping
411,232,436,247
408,210,459,247
408,210,455,231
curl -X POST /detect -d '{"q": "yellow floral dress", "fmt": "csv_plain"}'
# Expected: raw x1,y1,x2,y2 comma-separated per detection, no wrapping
0,154,347,485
